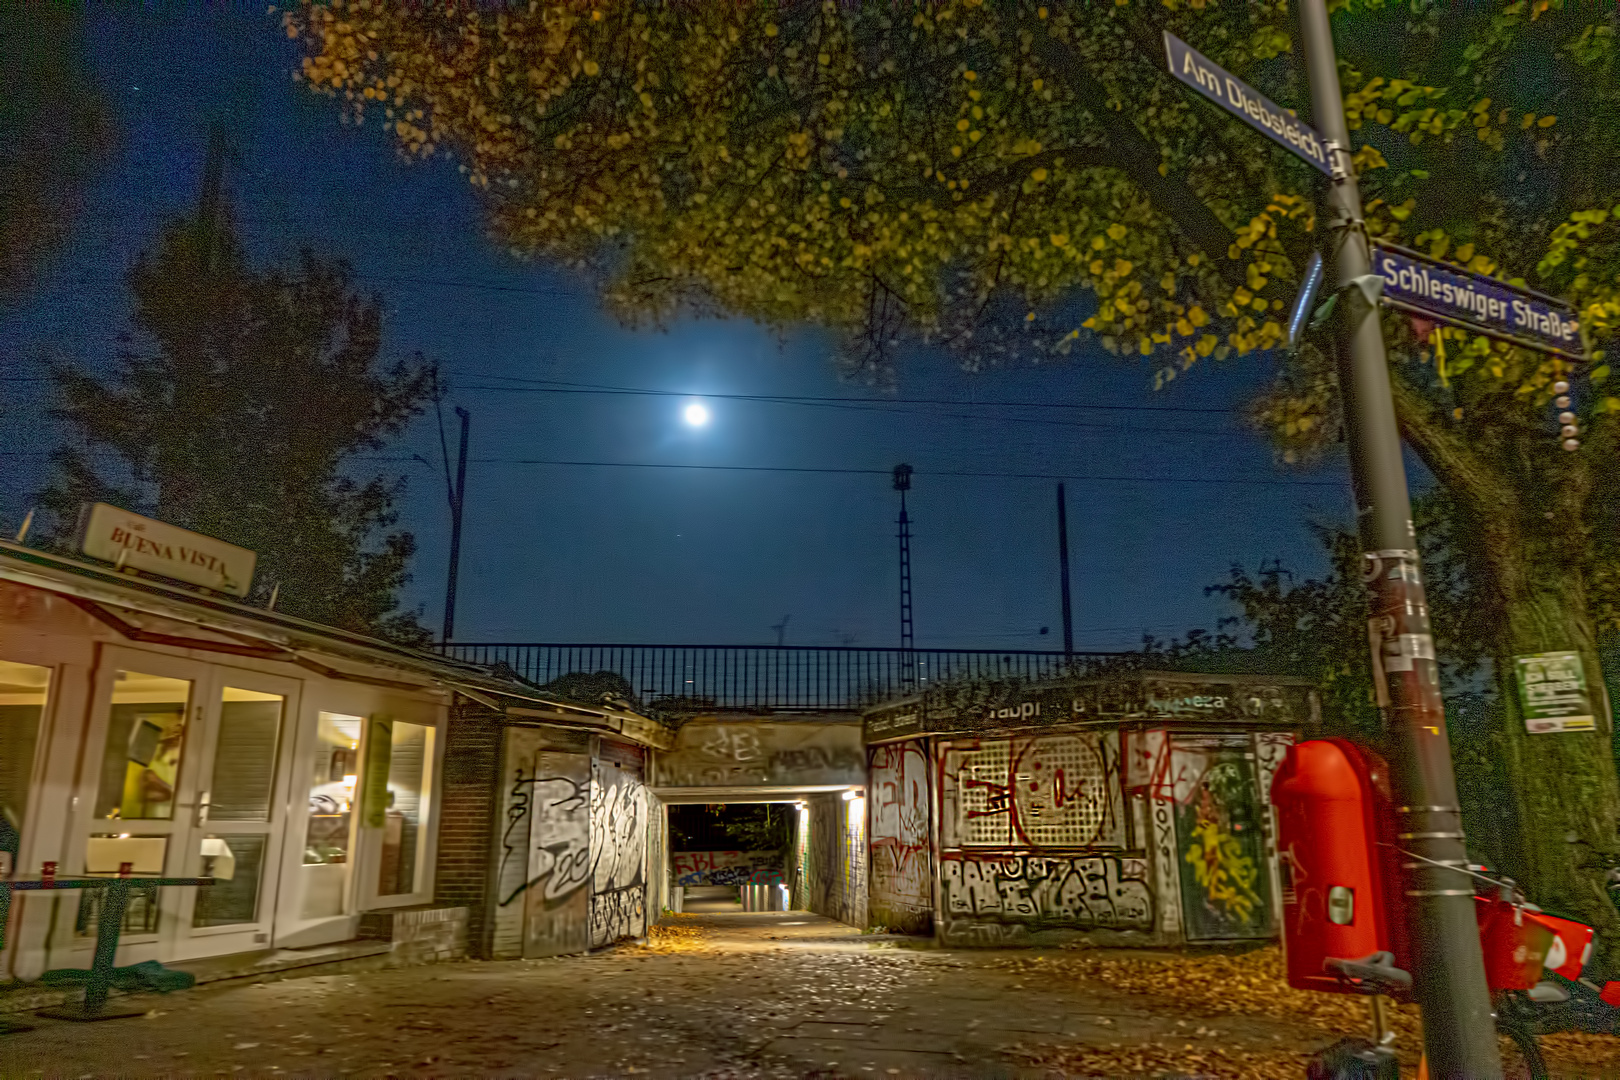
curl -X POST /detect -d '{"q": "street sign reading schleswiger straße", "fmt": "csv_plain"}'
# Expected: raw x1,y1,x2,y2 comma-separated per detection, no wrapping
1163,32,1332,175
1371,241,1584,360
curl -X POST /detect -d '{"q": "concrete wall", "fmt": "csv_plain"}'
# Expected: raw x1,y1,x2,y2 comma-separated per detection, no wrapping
652,717,863,788
672,850,782,886
802,792,867,928
867,740,932,934
916,726,1295,947
935,730,1155,947
486,727,655,959
646,791,667,919
589,753,649,948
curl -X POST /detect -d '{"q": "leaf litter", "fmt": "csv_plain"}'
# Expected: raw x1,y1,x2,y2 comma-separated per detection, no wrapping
993,946,1620,1076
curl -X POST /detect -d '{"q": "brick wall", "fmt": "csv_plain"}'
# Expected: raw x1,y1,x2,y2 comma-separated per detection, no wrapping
432,698,504,958
360,906,469,965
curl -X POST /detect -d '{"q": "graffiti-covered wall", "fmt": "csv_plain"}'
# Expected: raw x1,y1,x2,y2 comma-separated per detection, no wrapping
652,718,863,788
934,730,1156,946
590,758,648,947
489,727,652,958
867,740,931,934
865,673,1310,949
1125,729,1289,942
492,728,592,959
672,850,782,886
803,791,866,928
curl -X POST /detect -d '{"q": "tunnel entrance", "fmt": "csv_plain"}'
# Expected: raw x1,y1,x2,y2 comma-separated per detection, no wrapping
668,801,794,913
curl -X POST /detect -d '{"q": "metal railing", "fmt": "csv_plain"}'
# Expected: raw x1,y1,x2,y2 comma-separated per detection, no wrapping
438,642,1121,712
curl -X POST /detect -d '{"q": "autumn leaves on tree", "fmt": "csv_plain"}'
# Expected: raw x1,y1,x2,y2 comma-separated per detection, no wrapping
286,0,1620,943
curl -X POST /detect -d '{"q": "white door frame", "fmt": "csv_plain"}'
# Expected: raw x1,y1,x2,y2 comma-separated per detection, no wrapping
54,647,300,965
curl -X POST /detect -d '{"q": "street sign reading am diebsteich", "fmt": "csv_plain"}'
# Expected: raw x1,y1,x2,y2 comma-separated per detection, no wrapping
1163,32,1331,175
1372,241,1585,360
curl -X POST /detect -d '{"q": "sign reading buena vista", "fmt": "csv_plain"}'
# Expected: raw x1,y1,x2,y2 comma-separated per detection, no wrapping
77,502,257,597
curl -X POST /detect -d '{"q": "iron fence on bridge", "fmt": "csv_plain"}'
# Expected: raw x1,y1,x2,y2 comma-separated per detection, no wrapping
438,643,1121,712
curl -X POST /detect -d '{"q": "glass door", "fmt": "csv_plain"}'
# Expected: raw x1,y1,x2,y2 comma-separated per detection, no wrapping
177,672,299,958
73,653,207,955
66,650,299,963
357,717,438,910
292,711,365,926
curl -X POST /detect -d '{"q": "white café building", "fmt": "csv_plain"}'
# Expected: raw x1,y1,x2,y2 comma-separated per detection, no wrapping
0,506,505,979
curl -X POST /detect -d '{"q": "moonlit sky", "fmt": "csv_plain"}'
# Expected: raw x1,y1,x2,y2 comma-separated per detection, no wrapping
0,7,1388,650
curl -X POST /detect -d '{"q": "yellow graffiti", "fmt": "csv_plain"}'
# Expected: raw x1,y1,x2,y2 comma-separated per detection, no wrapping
1183,817,1260,924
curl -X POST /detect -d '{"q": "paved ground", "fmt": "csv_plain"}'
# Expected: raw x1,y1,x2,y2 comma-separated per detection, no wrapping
0,912,1616,1077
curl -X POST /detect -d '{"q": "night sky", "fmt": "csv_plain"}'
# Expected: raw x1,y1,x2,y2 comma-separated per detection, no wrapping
0,7,1373,651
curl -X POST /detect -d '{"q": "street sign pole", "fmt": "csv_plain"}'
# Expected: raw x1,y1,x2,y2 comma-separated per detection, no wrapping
1296,0,1503,1074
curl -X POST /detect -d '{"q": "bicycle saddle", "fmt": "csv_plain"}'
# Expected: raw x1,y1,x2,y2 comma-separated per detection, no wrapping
1324,952,1414,992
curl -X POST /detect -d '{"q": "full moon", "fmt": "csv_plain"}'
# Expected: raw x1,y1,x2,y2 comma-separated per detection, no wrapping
683,401,710,427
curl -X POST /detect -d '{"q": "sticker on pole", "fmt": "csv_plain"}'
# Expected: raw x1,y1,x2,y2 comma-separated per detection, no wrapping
1372,242,1584,359
1515,651,1595,734
1163,32,1331,175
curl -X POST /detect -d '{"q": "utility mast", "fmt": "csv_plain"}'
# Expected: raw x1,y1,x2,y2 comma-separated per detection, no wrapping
893,464,915,683
1056,483,1074,658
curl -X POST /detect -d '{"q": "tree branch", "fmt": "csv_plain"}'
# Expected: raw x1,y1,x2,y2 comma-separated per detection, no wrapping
1031,35,1245,289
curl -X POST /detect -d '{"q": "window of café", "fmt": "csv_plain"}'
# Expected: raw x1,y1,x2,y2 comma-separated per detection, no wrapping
94,671,192,824
300,713,362,919
378,721,433,898
0,659,51,876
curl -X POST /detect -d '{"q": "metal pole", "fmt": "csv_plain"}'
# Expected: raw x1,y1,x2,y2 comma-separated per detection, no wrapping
893,464,915,681
442,406,470,643
1056,483,1074,656
1297,1,1501,1074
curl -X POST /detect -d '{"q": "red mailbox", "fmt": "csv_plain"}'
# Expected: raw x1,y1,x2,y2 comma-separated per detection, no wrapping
1271,738,1409,995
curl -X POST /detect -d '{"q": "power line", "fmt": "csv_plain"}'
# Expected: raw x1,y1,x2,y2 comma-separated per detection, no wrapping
446,373,1235,414
0,371,1275,440
447,382,1242,437
353,455,1342,488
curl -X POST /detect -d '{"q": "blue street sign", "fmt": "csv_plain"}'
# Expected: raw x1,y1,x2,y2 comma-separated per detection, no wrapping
1371,242,1584,359
1164,32,1331,176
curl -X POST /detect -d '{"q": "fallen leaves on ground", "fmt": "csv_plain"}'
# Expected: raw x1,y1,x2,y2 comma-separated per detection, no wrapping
1008,1040,1308,1079
995,947,1620,1075
999,947,1419,1039
1540,1030,1620,1069
639,917,712,953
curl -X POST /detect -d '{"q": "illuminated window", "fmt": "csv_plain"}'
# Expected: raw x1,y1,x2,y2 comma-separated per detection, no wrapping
94,672,192,822
0,659,50,864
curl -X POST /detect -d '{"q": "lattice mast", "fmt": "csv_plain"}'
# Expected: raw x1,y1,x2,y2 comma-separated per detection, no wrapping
893,465,915,681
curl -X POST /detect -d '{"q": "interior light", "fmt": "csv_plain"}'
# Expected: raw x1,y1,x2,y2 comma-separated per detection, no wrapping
841,789,861,801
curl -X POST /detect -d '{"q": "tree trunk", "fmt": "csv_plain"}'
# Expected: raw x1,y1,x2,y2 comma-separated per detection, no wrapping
1490,567,1620,956
1390,373,1620,965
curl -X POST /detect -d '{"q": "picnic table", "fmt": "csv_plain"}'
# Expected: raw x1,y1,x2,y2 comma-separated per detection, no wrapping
0,874,213,1025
